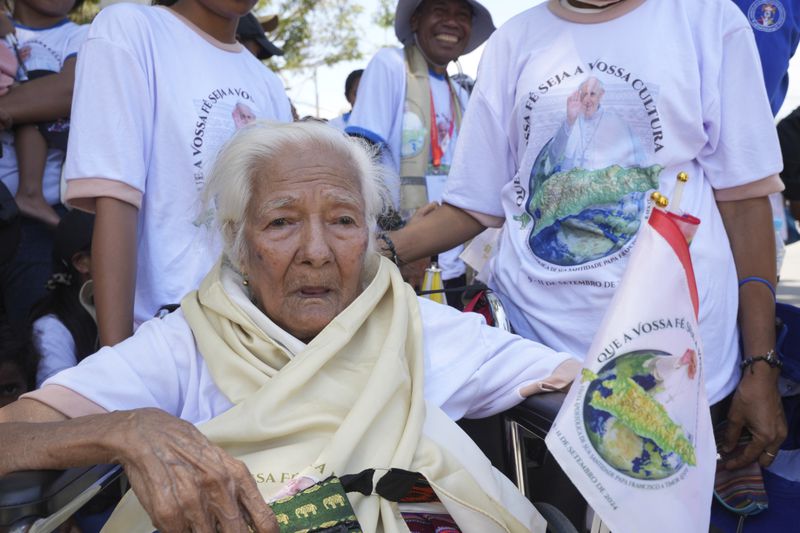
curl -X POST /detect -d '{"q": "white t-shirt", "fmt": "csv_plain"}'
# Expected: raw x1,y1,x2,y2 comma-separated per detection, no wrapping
442,0,783,403
33,314,78,387
0,18,87,205
44,296,576,423
346,48,467,280
63,4,293,325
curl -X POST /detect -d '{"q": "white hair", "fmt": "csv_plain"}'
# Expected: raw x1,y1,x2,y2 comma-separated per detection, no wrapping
203,120,389,270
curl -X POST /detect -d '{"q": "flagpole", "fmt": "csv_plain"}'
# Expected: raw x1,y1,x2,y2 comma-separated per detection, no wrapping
668,171,688,214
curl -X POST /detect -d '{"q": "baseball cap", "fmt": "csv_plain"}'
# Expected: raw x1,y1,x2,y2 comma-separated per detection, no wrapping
237,13,284,60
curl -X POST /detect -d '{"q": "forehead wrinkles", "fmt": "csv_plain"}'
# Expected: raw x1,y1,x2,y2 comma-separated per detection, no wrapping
248,151,365,219
249,189,363,223
269,143,360,183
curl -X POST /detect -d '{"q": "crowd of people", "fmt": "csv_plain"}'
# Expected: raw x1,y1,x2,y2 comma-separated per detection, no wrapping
0,0,798,532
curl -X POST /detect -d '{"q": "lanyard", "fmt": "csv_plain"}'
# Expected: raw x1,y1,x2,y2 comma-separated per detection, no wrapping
429,82,458,168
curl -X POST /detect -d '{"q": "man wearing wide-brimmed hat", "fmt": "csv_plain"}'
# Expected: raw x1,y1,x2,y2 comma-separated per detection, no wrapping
346,0,494,306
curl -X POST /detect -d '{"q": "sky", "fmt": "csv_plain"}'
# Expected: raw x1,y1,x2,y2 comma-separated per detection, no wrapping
275,0,800,122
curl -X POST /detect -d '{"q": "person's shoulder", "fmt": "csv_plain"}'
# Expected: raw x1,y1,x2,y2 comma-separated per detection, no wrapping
677,0,750,33
367,46,404,71
92,2,151,24
417,296,471,327
126,308,196,355
495,4,548,38
87,3,154,40
477,5,544,63
506,4,548,26
65,20,89,38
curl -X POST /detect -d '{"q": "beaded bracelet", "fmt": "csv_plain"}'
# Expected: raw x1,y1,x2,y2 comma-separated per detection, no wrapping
738,276,776,301
378,232,399,265
740,349,783,374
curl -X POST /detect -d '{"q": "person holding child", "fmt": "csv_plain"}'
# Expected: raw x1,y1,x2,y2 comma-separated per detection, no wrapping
0,0,87,325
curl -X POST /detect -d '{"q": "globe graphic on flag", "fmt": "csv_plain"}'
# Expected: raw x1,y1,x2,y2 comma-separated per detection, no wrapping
581,350,697,480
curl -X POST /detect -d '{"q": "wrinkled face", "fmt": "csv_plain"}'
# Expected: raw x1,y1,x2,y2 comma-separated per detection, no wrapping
410,0,473,66
580,78,604,118
242,145,369,342
0,362,27,408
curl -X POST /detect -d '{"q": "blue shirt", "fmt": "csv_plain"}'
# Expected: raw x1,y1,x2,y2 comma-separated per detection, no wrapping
732,0,800,115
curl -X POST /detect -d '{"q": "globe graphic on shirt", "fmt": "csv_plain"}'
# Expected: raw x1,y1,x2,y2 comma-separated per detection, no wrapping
581,351,697,480
525,138,663,266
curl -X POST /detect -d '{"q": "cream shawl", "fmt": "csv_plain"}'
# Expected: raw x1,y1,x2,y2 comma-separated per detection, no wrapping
101,256,543,533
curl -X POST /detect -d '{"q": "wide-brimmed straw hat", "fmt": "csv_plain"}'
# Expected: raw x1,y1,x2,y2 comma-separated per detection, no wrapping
394,0,495,55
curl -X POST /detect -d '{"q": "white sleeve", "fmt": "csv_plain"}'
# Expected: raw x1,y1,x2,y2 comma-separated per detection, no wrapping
419,298,576,420
42,311,196,417
345,49,404,148
698,25,782,190
64,13,152,194
33,315,78,388
442,34,517,219
63,24,89,62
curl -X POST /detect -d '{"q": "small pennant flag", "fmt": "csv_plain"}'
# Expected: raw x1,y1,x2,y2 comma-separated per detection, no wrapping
546,203,715,533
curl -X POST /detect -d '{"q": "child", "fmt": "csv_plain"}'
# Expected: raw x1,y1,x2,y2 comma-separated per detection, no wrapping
0,13,17,96
30,209,96,386
63,0,293,346
0,1,87,227
0,1,86,325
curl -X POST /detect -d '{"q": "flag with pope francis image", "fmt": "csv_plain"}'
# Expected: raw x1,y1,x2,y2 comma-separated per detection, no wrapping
545,193,716,533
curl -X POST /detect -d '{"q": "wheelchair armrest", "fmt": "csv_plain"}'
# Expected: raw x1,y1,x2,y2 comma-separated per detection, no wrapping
0,464,122,530
505,392,566,438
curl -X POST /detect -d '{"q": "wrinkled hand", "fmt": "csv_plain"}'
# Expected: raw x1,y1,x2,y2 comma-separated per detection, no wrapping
566,90,582,126
723,371,787,470
111,408,278,533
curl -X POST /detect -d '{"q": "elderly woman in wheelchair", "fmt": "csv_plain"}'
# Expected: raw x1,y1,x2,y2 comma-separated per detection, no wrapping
0,121,581,533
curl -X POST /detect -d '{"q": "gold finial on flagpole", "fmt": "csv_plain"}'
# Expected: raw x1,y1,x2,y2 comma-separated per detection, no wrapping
651,191,669,208
670,171,689,213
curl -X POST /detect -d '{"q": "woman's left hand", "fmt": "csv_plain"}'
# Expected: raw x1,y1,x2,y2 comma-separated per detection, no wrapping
723,368,787,469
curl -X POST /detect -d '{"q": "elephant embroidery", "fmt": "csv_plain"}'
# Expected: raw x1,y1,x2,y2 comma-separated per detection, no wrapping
295,503,318,518
275,514,289,525
323,494,346,509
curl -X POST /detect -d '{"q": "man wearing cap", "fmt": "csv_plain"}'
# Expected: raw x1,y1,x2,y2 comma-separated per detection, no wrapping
346,0,494,307
236,12,284,60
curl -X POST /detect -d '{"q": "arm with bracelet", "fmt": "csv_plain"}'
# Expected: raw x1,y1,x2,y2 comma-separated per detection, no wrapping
718,196,787,469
